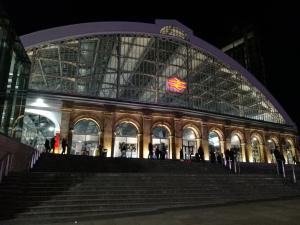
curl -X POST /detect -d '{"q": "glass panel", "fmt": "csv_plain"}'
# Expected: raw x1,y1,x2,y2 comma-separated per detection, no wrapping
251,138,261,163
231,135,241,161
27,34,286,125
114,122,138,158
209,131,221,162
72,119,99,156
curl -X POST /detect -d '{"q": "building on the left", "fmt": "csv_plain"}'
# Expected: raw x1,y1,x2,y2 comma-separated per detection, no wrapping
0,8,31,139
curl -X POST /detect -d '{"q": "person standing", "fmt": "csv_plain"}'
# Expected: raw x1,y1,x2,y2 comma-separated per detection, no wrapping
61,138,67,155
44,139,50,153
50,136,55,153
148,143,153,159
197,145,204,162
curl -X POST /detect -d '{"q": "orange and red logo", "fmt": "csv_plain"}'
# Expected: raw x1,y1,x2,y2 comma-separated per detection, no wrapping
166,77,187,93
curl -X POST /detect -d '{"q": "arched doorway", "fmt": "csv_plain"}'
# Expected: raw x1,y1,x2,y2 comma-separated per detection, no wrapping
182,128,197,159
267,139,277,163
251,136,261,163
231,134,241,161
208,131,221,160
152,126,170,159
72,119,100,156
114,122,138,158
14,113,56,150
285,140,294,164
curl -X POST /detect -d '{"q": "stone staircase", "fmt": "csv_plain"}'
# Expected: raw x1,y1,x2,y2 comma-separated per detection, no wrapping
0,154,299,224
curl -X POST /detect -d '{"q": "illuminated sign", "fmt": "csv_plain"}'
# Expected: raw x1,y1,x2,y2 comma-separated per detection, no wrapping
166,77,187,93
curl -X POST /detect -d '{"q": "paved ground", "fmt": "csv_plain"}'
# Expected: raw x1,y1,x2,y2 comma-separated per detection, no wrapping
45,197,300,225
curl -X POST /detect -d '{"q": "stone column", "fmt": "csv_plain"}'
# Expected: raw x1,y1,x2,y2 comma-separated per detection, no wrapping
103,113,114,157
174,118,182,159
201,123,209,160
142,116,152,158
220,140,225,155
241,143,246,162
138,133,143,158
196,138,200,151
244,129,252,162
259,144,265,163
60,110,71,139
246,142,252,162
59,110,71,154
170,135,175,159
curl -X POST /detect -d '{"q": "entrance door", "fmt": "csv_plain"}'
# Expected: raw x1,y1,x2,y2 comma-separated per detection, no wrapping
114,122,138,158
152,126,170,159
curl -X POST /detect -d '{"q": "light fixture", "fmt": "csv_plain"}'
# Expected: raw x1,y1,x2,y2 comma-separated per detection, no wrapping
31,98,48,107
48,127,54,132
268,139,272,143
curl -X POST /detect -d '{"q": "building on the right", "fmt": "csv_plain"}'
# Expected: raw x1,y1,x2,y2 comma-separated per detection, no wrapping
221,25,267,86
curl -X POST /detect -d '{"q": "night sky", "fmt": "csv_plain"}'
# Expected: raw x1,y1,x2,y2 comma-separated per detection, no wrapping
2,1,300,130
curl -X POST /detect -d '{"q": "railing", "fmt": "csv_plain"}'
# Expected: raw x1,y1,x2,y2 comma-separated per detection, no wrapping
277,160,297,184
223,156,240,174
0,152,13,183
29,149,41,170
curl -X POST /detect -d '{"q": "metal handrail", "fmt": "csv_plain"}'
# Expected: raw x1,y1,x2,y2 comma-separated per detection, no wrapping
291,164,297,183
29,149,41,170
0,152,12,183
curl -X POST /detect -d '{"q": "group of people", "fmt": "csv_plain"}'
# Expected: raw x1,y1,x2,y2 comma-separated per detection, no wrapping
44,137,68,154
148,143,168,160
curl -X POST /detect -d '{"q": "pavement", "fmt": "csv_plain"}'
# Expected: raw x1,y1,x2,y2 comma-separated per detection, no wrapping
43,197,300,225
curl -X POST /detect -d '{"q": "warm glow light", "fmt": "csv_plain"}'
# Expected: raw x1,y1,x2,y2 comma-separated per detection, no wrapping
166,77,187,93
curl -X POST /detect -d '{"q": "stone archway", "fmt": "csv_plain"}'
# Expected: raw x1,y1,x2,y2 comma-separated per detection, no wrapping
151,124,171,159
230,131,243,162
113,121,140,158
284,138,296,164
71,118,101,156
208,128,224,162
250,133,264,163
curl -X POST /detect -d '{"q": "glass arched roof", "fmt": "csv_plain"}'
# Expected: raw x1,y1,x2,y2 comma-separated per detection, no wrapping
20,20,295,128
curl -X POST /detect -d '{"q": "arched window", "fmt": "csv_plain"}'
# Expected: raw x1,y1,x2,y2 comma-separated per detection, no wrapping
285,141,294,164
209,131,221,160
152,126,170,159
251,137,261,163
72,119,100,156
231,134,241,161
182,128,197,159
114,122,138,158
160,26,188,40
267,139,277,163
14,113,56,150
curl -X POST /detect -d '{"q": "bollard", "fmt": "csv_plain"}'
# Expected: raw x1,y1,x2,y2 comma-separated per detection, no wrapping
234,160,237,174
276,162,279,176
0,161,3,183
5,155,10,176
292,164,297,184
281,161,286,179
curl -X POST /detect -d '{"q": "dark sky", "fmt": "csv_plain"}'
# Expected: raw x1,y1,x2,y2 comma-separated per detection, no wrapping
2,0,300,129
